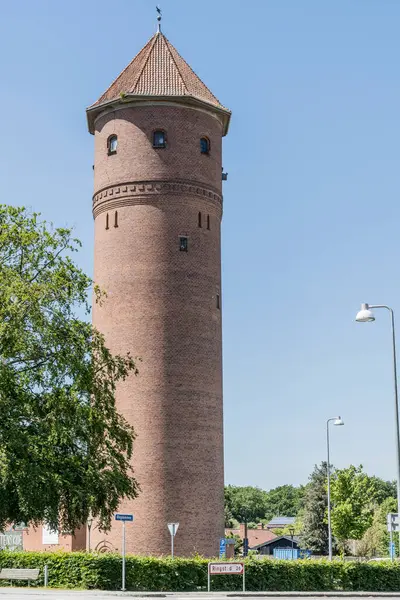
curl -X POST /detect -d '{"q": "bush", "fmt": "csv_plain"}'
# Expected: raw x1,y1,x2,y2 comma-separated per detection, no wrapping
0,552,399,591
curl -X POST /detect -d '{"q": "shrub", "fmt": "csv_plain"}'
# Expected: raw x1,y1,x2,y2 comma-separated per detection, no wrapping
0,552,399,591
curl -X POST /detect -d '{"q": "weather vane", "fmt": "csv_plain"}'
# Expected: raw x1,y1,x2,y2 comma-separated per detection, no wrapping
156,6,162,32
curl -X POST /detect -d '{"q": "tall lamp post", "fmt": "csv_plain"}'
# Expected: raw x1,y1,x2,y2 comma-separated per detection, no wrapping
355,303,400,552
327,416,344,561
87,511,93,552
288,526,295,560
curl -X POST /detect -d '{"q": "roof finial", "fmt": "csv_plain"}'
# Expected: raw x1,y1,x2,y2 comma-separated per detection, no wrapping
156,5,162,33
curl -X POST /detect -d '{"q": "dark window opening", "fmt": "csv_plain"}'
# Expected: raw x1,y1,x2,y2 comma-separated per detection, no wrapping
114,211,118,228
105,213,109,230
200,137,210,154
207,215,210,230
153,130,166,148
198,212,202,228
179,236,188,252
216,294,220,310
107,135,118,155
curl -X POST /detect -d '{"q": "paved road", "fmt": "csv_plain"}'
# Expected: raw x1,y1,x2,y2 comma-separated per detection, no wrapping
1,592,400,600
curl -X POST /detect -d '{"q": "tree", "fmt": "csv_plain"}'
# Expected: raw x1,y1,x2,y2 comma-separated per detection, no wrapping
301,463,329,555
0,205,139,533
264,485,305,521
330,465,389,552
356,497,397,558
224,486,267,525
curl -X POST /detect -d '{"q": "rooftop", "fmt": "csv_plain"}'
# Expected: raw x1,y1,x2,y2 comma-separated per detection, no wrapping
87,31,231,135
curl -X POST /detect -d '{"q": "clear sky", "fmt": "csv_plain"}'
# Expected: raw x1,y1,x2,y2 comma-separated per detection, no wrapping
1,0,400,491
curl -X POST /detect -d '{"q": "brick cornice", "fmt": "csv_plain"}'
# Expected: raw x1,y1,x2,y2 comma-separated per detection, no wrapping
92,179,223,218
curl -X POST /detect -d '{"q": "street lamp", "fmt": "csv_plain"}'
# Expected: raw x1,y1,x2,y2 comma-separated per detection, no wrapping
87,511,93,552
288,526,295,559
355,303,400,553
327,416,344,561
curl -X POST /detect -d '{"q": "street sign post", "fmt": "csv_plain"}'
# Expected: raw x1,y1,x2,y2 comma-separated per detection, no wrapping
387,513,399,562
219,538,226,559
208,562,245,592
167,523,179,558
115,514,134,591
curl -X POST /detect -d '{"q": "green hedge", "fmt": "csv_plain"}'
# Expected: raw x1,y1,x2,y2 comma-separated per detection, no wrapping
0,552,399,591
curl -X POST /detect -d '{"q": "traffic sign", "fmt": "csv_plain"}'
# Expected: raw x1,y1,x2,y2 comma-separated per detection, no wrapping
387,513,399,532
219,538,226,558
390,542,396,560
115,514,134,522
167,522,179,536
209,562,244,574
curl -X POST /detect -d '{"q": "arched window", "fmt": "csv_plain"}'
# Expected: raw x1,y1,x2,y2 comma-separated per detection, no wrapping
200,137,210,154
153,130,166,148
198,212,202,228
107,135,118,155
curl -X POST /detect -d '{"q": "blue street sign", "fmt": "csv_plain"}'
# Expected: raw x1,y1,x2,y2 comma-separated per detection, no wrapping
115,514,134,522
390,542,396,559
219,538,226,558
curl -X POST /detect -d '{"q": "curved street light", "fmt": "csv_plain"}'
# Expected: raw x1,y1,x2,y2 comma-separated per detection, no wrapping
327,416,344,561
355,303,400,555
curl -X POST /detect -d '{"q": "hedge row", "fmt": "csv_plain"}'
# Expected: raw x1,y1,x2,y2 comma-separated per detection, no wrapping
0,552,400,591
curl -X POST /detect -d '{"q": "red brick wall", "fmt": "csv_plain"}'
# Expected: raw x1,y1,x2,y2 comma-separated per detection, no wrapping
90,103,224,556
23,525,86,552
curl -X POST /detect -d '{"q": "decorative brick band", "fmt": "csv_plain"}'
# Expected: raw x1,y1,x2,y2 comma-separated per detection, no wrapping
92,180,223,218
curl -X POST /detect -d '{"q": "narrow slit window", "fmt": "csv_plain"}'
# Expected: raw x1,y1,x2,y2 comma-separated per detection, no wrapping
198,212,202,228
105,213,109,230
179,236,188,252
114,211,118,228
108,135,118,155
207,215,210,230
153,130,166,148
200,137,210,154
216,294,220,310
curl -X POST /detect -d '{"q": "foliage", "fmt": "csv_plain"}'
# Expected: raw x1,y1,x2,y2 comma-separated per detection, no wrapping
224,486,267,524
301,463,329,555
2,552,400,591
330,465,392,551
357,497,397,558
264,485,306,521
0,206,139,533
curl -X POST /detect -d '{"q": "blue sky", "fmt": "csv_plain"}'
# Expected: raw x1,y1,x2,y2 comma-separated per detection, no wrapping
1,0,400,490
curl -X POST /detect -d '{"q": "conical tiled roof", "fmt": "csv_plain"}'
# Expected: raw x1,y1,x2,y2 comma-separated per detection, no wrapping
87,31,231,134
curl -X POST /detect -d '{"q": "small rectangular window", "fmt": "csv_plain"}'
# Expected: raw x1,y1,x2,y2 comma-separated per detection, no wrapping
216,294,220,309
179,236,188,252
207,215,210,230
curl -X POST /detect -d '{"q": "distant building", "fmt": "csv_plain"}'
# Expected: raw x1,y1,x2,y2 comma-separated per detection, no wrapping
266,516,296,530
250,534,300,556
225,523,277,549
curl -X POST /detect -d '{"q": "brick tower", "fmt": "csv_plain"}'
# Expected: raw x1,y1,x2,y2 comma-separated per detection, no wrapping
87,26,231,557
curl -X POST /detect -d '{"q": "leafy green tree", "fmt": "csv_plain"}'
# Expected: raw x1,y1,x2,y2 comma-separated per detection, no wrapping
264,485,305,521
224,485,267,524
301,463,330,555
330,465,390,552
0,206,139,533
357,497,397,558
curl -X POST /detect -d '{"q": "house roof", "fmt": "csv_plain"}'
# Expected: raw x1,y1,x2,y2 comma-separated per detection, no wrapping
225,528,277,548
250,535,301,551
87,31,231,135
267,516,296,527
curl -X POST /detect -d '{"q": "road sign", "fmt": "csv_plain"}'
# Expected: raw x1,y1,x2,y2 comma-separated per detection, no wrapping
209,562,244,574
208,563,245,593
387,513,399,532
167,522,179,536
115,514,134,522
167,523,179,558
219,538,226,558
115,515,134,591
390,542,396,560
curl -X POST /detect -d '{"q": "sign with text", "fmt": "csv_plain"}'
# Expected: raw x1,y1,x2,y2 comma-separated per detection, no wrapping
0,532,23,551
209,562,244,575
219,538,226,558
115,514,134,522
